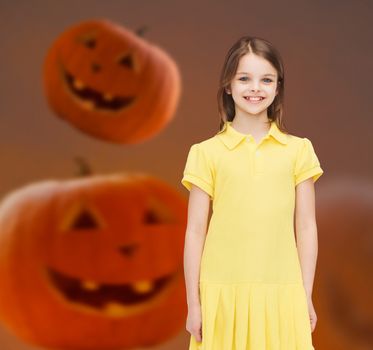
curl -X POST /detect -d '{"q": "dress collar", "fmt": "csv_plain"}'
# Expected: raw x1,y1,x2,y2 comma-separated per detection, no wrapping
216,120,288,150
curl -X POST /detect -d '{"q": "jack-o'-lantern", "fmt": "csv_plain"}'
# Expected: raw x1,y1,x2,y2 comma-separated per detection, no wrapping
0,170,187,349
43,19,181,144
312,179,373,349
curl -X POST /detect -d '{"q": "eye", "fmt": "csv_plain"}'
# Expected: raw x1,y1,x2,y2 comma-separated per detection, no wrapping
143,209,163,224
71,208,100,230
82,37,96,49
239,77,274,83
62,203,105,232
117,54,134,69
59,202,106,233
143,197,176,225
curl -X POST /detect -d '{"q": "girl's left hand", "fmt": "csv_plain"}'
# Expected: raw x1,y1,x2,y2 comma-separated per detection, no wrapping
306,297,317,332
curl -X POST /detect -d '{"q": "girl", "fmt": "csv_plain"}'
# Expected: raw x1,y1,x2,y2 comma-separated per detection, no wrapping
181,35,323,350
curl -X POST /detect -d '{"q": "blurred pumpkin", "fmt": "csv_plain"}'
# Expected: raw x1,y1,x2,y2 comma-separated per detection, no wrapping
312,179,373,350
43,19,181,144
0,168,187,349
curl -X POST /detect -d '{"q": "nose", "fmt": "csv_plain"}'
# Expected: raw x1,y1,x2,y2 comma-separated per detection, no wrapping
119,243,139,257
250,81,260,92
91,62,101,73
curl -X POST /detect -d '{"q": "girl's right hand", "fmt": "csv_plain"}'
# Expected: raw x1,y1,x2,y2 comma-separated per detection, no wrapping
186,303,203,342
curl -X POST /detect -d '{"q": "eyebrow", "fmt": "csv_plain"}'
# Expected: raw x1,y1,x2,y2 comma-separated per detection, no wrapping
236,72,276,77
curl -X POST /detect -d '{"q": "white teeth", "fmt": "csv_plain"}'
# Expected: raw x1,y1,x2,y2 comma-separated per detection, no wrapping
81,279,153,294
73,79,85,90
132,280,153,293
72,78,115,103
245,96,263,101
81,280,100,290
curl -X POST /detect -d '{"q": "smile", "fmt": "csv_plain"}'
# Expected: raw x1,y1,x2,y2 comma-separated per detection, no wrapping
244,96,265,103
60,63,136,111
46,266,178,316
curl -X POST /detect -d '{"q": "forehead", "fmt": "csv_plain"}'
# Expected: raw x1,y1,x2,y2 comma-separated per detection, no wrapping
236,53,277,75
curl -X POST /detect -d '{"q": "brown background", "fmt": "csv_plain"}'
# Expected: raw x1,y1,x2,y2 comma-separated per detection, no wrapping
0,0,372,349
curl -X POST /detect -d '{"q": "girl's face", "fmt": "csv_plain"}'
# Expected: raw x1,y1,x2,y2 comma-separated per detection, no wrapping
227,53,279,118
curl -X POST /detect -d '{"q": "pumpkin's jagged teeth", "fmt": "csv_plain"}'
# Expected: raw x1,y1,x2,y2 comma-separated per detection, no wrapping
103,93,114,101
81,100,95,110
81,280,100,291
73,79,85,90
104,302,126,316
132,280,153,293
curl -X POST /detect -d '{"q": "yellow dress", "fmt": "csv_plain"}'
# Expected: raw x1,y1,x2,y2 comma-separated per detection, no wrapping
181,120,324,350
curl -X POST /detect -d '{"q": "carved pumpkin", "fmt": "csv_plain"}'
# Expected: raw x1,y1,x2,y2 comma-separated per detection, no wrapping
312,179,373,349
43,19,181,144
0,172,187,349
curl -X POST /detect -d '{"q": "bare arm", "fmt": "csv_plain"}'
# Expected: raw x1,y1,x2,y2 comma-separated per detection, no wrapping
295,177,319,299
183,185,211,308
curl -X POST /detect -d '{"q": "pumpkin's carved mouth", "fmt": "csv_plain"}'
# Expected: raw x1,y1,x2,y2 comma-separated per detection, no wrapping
61,65,136,111
47,266,176,315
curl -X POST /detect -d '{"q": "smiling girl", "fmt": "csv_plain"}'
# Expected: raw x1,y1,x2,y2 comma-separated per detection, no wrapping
181,36,323,349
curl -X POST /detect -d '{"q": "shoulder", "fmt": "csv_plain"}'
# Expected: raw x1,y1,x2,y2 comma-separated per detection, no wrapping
198,135,221,151
188,133,221,152
186,135,221,166
285,133,321,171
283,132,315,150
284,131,304,143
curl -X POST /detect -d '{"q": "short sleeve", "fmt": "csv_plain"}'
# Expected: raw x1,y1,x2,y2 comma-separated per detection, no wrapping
181,143,215,197
294,137,324,186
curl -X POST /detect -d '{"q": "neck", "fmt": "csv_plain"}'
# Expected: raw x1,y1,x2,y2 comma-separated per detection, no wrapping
230,116,271,135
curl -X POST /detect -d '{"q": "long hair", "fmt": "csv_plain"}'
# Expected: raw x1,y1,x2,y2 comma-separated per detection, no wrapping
217,36,288,134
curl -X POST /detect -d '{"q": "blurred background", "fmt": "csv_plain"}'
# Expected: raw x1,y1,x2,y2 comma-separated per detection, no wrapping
0,0,372,349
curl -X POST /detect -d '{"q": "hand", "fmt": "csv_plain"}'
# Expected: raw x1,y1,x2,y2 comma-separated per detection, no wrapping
186,303,203,342
306,296,317,332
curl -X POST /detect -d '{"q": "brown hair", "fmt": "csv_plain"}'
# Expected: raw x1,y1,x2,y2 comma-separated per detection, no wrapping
217,35,288,134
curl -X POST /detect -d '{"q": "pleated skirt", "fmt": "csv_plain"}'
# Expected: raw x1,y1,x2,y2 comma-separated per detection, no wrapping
188,281,315,350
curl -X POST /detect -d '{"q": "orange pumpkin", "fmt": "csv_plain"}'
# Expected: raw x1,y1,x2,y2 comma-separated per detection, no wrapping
43,19,181,144
312,179,373,349
0,172,187,349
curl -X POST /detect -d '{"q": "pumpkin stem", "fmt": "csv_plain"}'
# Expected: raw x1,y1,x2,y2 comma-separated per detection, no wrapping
74,156,92,176
135,26,148,37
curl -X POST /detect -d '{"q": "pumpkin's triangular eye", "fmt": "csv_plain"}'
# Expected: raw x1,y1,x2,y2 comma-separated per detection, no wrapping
83,38,96,49
71,209,99,229
59,202,105,233
118,54,134,69
76,33,97,49
143,197,176,225
144,209,161,224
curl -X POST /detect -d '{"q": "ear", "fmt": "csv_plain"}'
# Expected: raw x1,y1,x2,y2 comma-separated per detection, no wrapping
225,88,231,94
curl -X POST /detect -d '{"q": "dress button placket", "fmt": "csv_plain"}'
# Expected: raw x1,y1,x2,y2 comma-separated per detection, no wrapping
246,136,264,175
255,138,267,174
253,146,259,174
254,148,262,174
246,136,255,175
